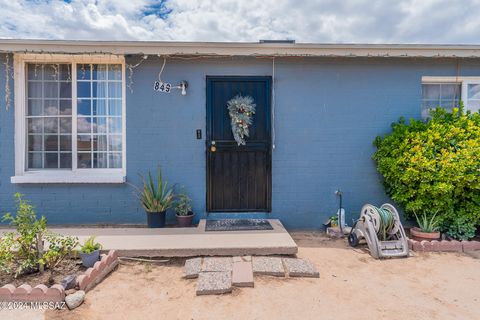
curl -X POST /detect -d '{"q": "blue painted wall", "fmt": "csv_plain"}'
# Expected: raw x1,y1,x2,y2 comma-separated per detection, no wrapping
1,54,479,229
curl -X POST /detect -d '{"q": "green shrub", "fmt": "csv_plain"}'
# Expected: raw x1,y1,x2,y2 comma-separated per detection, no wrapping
373,106,480,239
1,193,47,276
444,216,477,241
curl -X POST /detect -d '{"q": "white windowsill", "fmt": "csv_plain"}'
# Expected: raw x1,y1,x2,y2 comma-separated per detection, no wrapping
11,172,126,184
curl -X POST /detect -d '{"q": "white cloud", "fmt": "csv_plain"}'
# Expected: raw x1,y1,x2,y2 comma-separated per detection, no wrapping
0,0,479,43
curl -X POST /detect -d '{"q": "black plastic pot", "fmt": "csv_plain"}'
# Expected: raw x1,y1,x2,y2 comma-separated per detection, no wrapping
146,211,166,228
176,211,195,227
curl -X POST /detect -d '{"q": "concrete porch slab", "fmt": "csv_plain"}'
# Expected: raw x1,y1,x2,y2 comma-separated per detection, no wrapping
1,219,297,257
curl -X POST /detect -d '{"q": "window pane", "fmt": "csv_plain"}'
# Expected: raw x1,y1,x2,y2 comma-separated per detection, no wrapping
60,153,72,168
93,99,107,115
77,117,92,133
28,118,43,133
109,100,122,116
467,100,480,112
92,82,107,98
93,135,108,151
27,64,42,80
77,99,91,116
93,64,107,80
108,64,122,81
59,118,72,134
422,84,440,100
28,99,43,116
468,84,480,99
440,84,460,100
44,153,59,168
44,99,59,115
60,82,71,99
77,82,91,98
28,82,42,98
28,135,42,151
60,136,72,151
93,117,107,134
77,135,91,151
59,100,72,115
44,64,60,80
44,118,58,133
77,64,91,80
44,135,58,151
108,82,122,98
108,118,122,133
59,64,71,81
109,153,122,168
77,153,92,168
28,153,42,169
108,135,122,151
93,153,108,168
44,82,58,98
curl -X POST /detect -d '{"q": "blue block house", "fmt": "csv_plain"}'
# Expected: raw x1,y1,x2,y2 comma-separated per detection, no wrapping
0,40,479,228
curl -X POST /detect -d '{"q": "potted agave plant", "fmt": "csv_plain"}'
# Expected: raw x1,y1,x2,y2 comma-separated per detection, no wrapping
138,167,174,228
79,236,102,268
410,211,441,241
174,191,195,227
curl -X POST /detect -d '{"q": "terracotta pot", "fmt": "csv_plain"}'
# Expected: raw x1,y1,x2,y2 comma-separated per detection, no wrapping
410,227,440,241
176,212,195,227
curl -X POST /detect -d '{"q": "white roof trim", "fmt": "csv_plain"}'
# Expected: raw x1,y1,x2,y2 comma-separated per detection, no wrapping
1,39,480,58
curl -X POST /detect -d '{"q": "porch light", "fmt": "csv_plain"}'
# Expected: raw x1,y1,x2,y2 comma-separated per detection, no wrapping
178,80,188,96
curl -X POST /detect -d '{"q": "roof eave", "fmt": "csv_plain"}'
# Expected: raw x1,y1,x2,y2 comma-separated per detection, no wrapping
0,39,480,58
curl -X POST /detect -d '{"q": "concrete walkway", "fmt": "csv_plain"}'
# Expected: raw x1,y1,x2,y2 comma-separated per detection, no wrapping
2,219,297,257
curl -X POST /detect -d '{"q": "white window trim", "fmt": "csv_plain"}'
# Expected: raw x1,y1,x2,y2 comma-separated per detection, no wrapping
12,53,127,184
422,76,480,112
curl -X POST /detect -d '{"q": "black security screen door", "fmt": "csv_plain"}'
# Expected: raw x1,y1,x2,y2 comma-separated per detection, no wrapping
206,76,272,212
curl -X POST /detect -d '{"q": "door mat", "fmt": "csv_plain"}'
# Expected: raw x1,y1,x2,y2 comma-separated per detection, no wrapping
205,219,273,231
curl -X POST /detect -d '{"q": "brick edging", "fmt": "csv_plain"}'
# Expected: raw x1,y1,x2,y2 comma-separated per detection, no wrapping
408,238,480,252
76,250,119,292
0,250,119,302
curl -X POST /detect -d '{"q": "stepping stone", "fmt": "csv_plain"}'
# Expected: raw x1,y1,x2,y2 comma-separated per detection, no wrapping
252,257,285,277
282,258,319,278
184,257,202,279
233,256,252,263
202,257,233,272
232,261,254,287
196,272,232,295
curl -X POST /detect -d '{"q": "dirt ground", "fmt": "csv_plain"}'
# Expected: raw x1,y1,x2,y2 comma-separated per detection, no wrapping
2,232,480,320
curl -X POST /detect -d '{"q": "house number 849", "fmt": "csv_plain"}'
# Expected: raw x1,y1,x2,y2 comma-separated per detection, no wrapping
153,81,172,93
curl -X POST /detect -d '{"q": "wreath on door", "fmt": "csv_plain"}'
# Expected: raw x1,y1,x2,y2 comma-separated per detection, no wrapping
227,95,256,146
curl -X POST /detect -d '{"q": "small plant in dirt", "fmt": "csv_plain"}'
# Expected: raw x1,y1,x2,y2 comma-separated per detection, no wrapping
174,193,193,216
41,232,78,284
80,236,102,254
1,193,47,277
373,105,480,240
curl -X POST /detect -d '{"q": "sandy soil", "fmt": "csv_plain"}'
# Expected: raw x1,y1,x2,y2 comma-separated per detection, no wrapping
2,232,480,320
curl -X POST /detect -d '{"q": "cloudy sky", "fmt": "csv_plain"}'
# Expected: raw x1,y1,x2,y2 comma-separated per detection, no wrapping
0,0,478,44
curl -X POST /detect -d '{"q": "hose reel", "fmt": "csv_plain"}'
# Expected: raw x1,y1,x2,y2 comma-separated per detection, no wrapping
348,203,409,259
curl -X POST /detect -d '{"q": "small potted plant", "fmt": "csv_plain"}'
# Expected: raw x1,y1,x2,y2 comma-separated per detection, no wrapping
410,211,441,241
138,167,174,228
79,236,102,268
174,192,195,227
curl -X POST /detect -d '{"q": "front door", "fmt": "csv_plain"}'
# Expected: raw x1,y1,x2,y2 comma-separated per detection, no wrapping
206,76,272,212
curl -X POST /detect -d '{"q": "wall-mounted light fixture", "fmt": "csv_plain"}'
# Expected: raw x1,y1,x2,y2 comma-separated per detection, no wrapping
177,81,188,96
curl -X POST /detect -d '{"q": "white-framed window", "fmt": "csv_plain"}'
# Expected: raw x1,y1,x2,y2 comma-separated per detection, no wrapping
12,54,126,183
421,76,480,119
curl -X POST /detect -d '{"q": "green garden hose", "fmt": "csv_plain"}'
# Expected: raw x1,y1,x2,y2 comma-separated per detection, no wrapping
373,205,396,240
